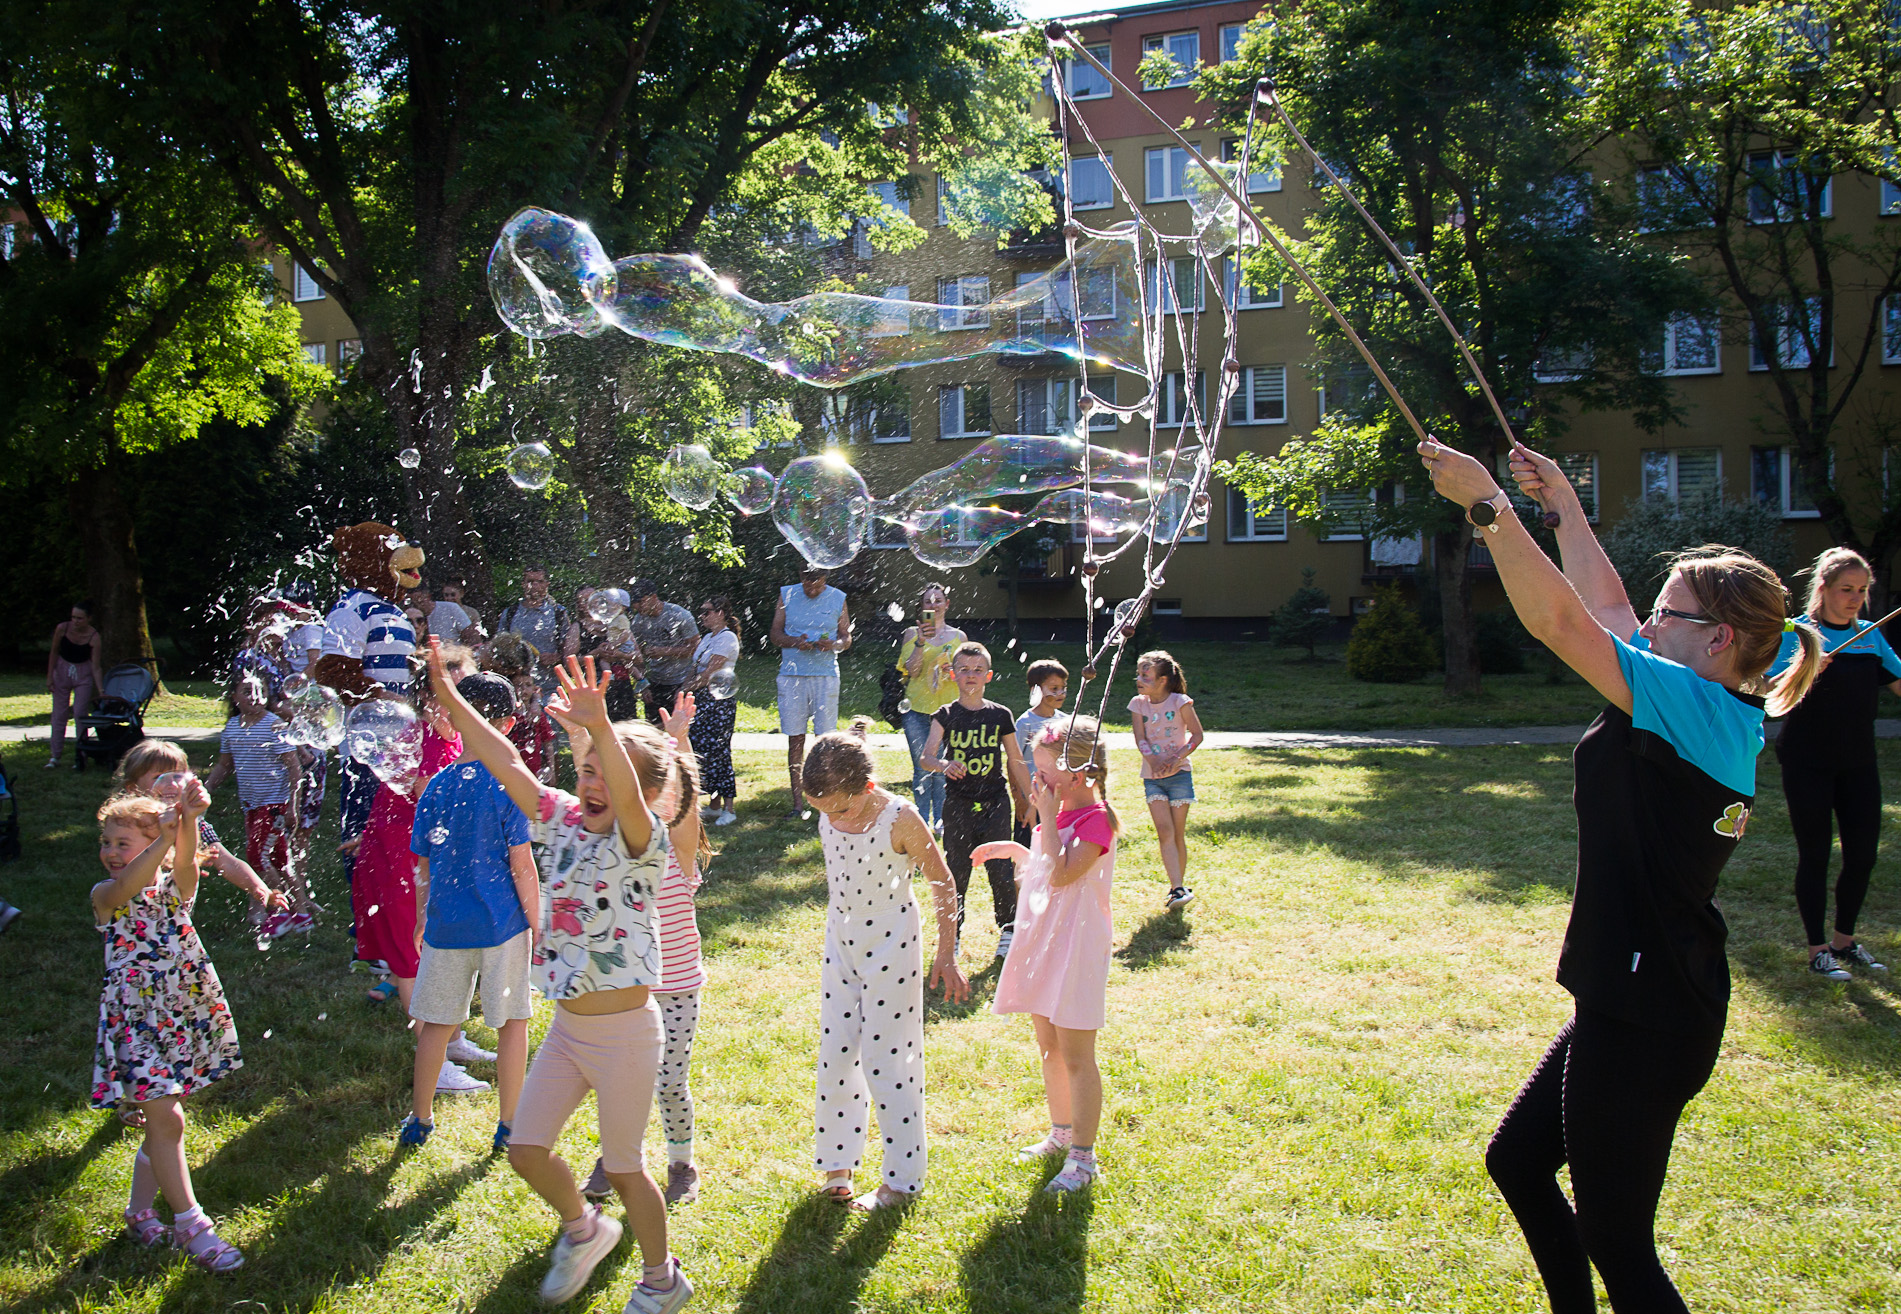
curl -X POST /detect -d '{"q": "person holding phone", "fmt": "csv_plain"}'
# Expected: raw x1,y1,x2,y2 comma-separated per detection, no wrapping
896,584,965,833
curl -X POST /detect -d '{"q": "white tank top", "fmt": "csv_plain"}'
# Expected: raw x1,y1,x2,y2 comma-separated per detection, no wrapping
819,796,915,921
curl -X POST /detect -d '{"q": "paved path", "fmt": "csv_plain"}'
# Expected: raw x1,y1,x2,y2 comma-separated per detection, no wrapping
12,722,1901,751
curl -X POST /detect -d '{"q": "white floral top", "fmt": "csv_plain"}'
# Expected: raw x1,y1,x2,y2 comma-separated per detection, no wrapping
528,787,667,999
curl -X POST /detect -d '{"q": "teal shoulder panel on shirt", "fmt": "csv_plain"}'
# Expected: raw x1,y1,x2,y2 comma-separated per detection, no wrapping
1610,631,1764,796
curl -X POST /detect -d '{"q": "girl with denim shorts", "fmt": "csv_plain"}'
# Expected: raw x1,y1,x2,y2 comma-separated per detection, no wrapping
1128,650,1204,913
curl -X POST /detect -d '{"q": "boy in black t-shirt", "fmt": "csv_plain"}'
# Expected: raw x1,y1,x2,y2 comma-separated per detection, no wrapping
921,642,1033,958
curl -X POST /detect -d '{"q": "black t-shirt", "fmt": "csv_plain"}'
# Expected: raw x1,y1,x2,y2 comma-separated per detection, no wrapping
933,699,1017,804
1560,633,1765,1037
1775,621,1901,767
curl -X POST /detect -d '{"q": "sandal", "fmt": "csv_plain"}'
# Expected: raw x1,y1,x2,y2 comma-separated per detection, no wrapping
366,980,397,1004
123,1207,168,1248
849,1184,917,1213
820,1172,854,1202
117,1106,146,1130
173,1215,245,1273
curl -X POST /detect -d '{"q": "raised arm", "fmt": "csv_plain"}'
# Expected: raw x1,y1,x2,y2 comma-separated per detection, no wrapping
554,655,655,856
1424,439,1631,713
91,828,173,921
1507,441,1639,639
425,636,543,817
171,776,209,903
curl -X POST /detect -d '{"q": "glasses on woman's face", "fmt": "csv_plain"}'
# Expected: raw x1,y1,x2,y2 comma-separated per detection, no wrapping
1649,604,1716,626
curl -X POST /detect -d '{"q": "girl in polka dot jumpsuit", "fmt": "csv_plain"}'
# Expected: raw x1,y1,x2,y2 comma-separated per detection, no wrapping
802,723,968,1211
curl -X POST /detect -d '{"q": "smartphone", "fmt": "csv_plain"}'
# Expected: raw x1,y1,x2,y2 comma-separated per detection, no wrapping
922,607,938,626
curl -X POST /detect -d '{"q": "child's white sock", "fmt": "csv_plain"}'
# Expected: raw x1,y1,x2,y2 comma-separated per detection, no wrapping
172,1204,222,1254
642,1258,677,1291
129,1150,157,1214
562,1205,599,1244
667,1141,693,1167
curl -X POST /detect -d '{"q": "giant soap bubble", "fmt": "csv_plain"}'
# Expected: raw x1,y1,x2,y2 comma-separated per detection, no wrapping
488,209,617,339
772,452,871,570
344,700,423,787
724,466,776,516
661,443,722,510
507,442,555,490
281,674,346,750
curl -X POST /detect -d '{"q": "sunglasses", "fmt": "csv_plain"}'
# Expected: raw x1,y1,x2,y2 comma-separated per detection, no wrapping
1649,605,1717,626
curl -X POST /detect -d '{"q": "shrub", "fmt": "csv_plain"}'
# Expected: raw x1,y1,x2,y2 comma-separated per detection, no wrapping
1269,566,1333,658
1474,608,1529,675
1346,585,1437,683
1601,492,1794,615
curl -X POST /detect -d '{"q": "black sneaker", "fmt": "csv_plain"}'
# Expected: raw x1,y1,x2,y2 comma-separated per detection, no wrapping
1834,941,1888,973
1808,949,1852,982
1165,886,1194,911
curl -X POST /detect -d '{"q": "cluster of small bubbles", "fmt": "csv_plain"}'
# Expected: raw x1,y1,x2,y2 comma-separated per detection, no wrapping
771,453,871,570
398,448,422,469
724,466,777,516
281,675,346,750
506,442,555,490
661,443,722,510
344,701,423,787
706,667,738,701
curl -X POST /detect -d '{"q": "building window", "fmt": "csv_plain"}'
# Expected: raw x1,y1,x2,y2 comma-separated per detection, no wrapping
1885,296,1901,364
1637,163,1714,231
870,285,910,338
1063,44,1112,99
303,342,327,366
936,175,951,226
1018,378,1074,435
936,275,990,331
0,224,13,259
1641,447,1722,502
1752,446,1820,518
1086,375,1118,430
292,264,324,302
1749,298,1827,370
869,400,911,443
1157,371,1205,427
1647,313,1720,375
939,384,991,438
1747,150,1832,224
1320,487,1371,540
1219,22,1248,63
1226,489,1287,541
1144,255,1203,315
336,339,362,368
1228,365,1288,424
1145,145,1197,202
1220,138,1280,193
1883,176,1901,216
1553,452,1598,521
1533,345,1591,383
1153,598,1184,615
1220,255,1282,309
868,517,908,549
1317,366,1374,419
868,181,907,222
1067,155,1115,210
1142,31,1201,89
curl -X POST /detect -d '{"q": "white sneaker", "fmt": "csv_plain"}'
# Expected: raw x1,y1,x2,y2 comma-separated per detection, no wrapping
996,927,1014,959
435,1061,490,1095
538,1207,623,1305
621,1257,694,1314
445,1036,498,1064
714,810,736,827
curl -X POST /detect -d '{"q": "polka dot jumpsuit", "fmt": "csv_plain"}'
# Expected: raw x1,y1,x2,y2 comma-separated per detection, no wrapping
815,797,929,1193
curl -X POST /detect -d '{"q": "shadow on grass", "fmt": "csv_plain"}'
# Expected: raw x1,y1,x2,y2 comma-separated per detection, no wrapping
0,1119,120,1237
1729,943,1901,1079
728,1190,906,1314
958,1165,1094,1314
1115,909,1193,973
928,957,1001,1025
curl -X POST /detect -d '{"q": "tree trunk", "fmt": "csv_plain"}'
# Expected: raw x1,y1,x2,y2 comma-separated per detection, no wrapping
1434,527,1480,697
69,446,163,686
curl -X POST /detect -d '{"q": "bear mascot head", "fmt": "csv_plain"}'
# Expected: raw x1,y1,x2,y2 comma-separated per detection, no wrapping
308,523,425,702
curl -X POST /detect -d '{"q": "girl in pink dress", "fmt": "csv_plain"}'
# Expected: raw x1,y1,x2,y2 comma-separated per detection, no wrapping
974,715,1120,1195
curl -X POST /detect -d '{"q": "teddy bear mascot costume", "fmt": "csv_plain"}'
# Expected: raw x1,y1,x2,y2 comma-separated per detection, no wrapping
308,523,425,877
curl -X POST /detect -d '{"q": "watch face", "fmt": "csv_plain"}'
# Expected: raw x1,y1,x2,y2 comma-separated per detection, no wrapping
1469,499,1498,526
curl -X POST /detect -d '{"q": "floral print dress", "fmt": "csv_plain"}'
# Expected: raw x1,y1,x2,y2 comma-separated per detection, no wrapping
91,871,242,1109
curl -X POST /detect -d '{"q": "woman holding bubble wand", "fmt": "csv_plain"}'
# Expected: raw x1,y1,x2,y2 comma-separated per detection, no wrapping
1423,435,1825,1313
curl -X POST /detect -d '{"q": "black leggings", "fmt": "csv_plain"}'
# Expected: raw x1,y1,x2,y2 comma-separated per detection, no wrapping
1486,1009,1722,1314
1781,757,1881,946
942,799,1015,933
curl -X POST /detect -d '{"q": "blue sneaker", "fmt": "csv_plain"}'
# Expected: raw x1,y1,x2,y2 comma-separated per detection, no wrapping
399,1114,433,1148
493,1121,512,1152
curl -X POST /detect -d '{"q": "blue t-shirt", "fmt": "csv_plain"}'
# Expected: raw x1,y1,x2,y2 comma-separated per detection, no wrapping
1612,631,1765,796
1767,615,1901,681
410,760,533,949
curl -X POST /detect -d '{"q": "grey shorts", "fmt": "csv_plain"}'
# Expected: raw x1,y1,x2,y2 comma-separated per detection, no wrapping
409,930,536,1026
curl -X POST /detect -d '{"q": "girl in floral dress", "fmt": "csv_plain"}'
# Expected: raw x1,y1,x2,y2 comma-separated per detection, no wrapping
91,782,246,1273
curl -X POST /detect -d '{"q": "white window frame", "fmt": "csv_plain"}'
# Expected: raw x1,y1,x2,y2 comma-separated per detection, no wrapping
1655,313,1721,376
1227,365,1288,425
1017,378,1074,436
1067,154,1115,211
869,398,911,443
1063,44,1113,100
1145,144,1197,203
303,342,327,366
1320,487,1371,541
1221,255,1282,309
1885,294,1901,365
1641,447,1723,503
1226,488,1287,541
936,275,990,331
1142,31,1201,89
1144,255,1204,315
1747,150,1833,224
1752,446,1822,519
938,383,991,439
1086,375,1118,431
1749,297,1830,370
336,338,362,368
1219,22,1247,63
869,285,910,338
1157,371,1205,427
292,264,324,302
1220,138,1280,194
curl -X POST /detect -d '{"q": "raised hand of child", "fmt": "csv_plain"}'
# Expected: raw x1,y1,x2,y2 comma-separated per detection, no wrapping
552,655,610,729
261,887,291,913
423,635,455,701
659,689,697,741
177,775,211,818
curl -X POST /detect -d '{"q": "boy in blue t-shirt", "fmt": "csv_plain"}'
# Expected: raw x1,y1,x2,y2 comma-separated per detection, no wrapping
403,673,537,1150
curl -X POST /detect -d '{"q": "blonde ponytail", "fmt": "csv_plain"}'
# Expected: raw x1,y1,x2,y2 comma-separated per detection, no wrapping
1766,619,1825,719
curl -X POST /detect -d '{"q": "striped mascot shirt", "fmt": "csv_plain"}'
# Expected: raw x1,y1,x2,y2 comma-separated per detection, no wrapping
322,589,417,692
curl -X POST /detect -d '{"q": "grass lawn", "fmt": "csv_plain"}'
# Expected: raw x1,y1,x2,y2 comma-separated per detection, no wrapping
1,737,1897,1312
1,640,1612,739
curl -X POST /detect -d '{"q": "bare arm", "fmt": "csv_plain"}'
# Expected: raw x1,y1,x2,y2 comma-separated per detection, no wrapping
1508,441,1639,638
91,832,172,921
280,749,303,821
919,718,958,776
770,596,802,650
47,624,60,687
211,844,281,908
556,655,655,856
425,637,544,817
830,600,852,655
204,749,235,793
414,854,431,946
171,778,208,904
891,802,969,1001
1002,734,1032,812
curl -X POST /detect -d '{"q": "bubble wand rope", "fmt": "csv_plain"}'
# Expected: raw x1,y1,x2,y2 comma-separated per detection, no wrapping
1825,606,1901,655
1047,24,1430,453
1250,81,1559,527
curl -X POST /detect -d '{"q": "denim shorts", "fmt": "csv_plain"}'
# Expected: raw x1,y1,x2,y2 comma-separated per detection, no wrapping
1143,769,1195,805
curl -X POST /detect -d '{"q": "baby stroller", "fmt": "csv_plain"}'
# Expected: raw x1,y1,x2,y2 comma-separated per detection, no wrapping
74,660,160,773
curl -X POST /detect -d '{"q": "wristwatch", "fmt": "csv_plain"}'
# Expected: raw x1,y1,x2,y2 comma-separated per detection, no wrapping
1466,491,1511,535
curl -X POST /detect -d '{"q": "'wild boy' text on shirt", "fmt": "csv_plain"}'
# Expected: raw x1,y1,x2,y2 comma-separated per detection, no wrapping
948,721,1001,779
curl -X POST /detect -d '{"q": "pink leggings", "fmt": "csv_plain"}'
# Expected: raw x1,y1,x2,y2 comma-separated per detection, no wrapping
510,1000,663,1174
49,662,95,757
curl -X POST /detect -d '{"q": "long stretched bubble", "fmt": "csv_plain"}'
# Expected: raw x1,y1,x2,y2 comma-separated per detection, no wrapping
488,208,1152,390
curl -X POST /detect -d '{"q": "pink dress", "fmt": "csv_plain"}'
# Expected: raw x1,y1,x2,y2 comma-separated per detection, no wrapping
992,803,1116,1030
351,727,460,979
